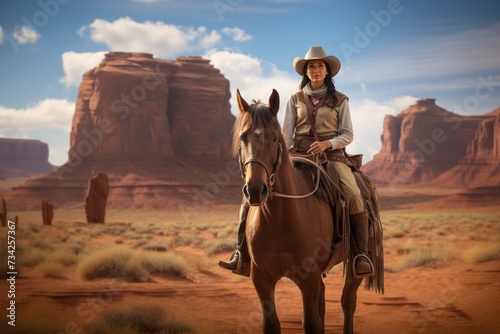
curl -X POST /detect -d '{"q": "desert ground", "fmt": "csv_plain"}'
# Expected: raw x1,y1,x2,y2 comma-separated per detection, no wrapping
1,186,499,334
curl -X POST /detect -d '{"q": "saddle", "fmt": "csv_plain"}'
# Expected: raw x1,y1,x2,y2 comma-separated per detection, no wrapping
289,91,384,293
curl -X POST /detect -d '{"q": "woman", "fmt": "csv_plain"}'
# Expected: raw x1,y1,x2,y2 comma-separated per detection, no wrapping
219,46,373,278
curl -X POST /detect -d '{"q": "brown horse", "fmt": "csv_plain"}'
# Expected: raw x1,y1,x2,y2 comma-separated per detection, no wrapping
234,89,366,334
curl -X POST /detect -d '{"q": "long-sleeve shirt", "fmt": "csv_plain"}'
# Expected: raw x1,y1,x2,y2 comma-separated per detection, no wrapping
282,91,354,150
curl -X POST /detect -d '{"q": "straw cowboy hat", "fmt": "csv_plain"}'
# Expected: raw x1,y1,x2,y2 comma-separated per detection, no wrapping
293,46,341,77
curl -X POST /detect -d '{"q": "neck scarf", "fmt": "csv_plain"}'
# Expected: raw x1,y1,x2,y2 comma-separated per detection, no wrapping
303,82,327,98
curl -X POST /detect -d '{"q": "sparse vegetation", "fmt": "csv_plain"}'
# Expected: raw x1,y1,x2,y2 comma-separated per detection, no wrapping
205,238,236,255
77,246,187,281
461,243,500,264
84,302,195,334
0,202,498,333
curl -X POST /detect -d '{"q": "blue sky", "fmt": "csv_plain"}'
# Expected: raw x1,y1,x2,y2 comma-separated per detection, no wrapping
0,0,499,165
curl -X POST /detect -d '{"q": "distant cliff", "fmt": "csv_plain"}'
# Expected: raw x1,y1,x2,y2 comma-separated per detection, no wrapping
362,99,500,187
4,52,238,209
0,138,54,175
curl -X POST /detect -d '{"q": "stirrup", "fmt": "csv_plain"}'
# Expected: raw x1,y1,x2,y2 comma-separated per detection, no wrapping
353,254,374,279
233,250,250,277
218,250,250,277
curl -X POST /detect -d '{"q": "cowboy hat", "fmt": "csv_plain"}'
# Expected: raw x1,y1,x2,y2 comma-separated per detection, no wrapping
293,46,341,77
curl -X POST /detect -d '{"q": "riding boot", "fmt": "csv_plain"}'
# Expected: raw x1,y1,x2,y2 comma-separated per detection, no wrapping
218,205,251,277
350,211,374,278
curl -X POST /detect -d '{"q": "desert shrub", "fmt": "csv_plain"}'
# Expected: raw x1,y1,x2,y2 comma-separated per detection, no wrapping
78,247,187,281
169,233,204,248
38,262,66,279
142,243,168,252
140,252,187,277
383,225,406,239
51,248,79,266
84,302,194,334
386,245,455,272
19,248,47,267
214,225,236,239
66,235,91,255
205,239,236,255
78,247,150,282
461,243,500,264
26,235,59,251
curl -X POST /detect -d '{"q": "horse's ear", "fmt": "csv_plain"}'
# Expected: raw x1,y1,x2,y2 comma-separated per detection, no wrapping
236,89,250,114
268,89,280,115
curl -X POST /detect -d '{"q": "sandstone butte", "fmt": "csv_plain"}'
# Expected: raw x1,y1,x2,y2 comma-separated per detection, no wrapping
3,52,239,210
362,98,500,203
2,55,499,209
0,138,54,176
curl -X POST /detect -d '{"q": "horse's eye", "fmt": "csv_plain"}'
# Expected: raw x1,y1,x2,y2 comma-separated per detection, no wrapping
273,137,278,143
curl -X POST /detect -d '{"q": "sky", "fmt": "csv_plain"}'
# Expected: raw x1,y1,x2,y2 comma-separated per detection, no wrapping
0,0,499,166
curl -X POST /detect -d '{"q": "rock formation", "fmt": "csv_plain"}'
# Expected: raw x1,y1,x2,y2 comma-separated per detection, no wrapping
42,200,54,225
85,173,109,223
432,107,500,187
4,52,239,210
362,99,500,187
0,138,54,175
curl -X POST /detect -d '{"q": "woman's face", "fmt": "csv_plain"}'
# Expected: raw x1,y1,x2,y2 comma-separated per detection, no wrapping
305,60,328,86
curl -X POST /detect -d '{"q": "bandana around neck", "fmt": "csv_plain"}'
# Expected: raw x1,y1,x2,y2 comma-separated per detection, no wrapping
303,83,327,98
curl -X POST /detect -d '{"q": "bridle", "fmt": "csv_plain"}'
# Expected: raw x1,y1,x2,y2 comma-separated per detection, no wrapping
238,142,323,200
238,142,283,193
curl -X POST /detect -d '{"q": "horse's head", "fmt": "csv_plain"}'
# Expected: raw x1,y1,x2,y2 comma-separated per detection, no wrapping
234,89,282,206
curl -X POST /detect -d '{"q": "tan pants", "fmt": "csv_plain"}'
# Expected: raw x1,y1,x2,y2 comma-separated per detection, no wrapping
331,161,364,215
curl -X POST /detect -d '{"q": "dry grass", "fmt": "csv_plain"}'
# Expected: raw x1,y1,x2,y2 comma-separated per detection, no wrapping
37,261,66,278
4,206,499,279
381,210,499,271
461,243,500,264
84,301,195,334
77,246,188,281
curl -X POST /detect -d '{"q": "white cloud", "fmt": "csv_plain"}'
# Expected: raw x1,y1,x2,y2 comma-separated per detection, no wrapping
0,99,75,134
0,26,4,44
204,50,297,118
12,25,40,45
0,99,76,165
60,51,107,87
351,23,500,87
221,27,252,41
199,29,221,49
348,96,418,161
80,17,220,58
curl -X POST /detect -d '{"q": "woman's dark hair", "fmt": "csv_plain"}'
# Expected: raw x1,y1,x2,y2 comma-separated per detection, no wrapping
299,60,338,107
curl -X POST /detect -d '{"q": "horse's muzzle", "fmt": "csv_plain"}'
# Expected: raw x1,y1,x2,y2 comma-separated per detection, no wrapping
243,182,268,205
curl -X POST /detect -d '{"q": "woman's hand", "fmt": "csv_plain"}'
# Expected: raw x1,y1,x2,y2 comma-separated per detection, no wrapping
307,140,332,155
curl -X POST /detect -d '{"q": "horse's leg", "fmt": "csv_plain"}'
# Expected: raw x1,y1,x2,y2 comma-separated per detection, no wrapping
318,279,326,331
341,278,363,334
252,268,280,334
299,276,324,334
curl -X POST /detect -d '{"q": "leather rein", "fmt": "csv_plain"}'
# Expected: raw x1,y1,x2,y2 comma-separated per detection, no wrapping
238,142,323,199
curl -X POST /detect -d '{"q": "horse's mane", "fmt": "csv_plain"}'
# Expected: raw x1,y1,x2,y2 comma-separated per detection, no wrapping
232,100,285,158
